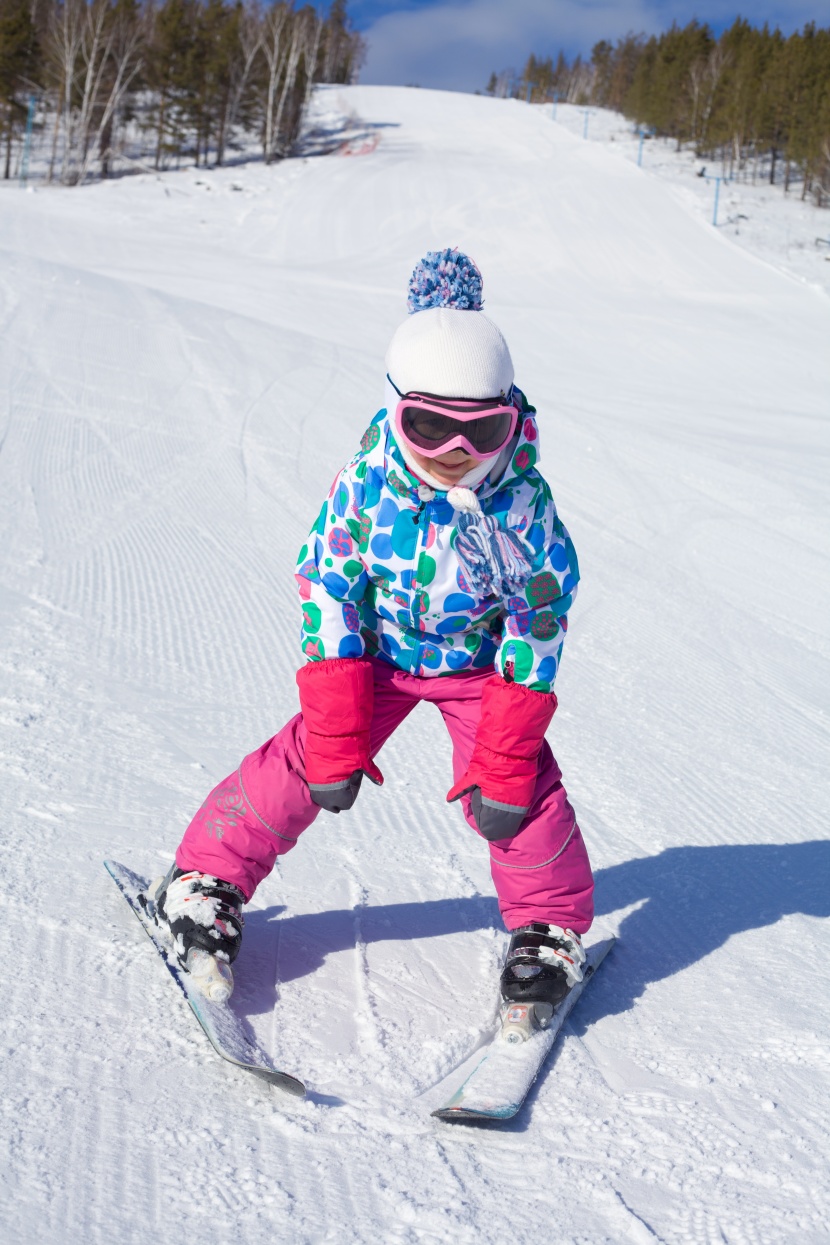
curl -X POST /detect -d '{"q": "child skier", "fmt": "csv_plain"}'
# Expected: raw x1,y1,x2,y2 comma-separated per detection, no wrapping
153,249,594,1011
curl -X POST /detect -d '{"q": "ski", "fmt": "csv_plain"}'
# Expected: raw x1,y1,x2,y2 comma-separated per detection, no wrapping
104,860,306,1097
432,936,614,1123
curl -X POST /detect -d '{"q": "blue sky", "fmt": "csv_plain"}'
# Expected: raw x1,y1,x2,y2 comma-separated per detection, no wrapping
332,0,830,92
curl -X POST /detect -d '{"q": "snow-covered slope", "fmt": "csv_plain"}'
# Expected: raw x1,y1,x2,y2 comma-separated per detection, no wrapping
1,85,828,1244
547,101,830,299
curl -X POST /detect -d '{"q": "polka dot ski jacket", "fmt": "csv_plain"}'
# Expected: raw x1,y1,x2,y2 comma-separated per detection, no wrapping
295,391,580,693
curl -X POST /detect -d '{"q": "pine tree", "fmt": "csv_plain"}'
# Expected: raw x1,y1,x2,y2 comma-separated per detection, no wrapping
149,0,195,168
0,0,40,178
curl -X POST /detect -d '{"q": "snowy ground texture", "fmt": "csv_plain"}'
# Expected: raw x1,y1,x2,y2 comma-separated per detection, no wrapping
1,85,829,1244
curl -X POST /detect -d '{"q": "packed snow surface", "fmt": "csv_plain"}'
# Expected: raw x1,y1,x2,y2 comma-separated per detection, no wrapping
1,85,829,1244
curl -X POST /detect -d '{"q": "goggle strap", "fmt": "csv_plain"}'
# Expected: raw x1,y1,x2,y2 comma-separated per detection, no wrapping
388,375,514,405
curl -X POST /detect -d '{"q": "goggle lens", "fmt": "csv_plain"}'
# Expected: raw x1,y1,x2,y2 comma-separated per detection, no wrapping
397,396,516,457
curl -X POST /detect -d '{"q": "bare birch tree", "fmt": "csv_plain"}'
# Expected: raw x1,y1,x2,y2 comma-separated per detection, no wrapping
269,3,308,160
45,0,84,181
302,8,322,113
261,0,288,163
220,0,261,155
74,0,142,181
693,45,728,152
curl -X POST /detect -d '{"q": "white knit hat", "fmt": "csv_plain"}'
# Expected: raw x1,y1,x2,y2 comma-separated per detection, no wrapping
385,249,514,400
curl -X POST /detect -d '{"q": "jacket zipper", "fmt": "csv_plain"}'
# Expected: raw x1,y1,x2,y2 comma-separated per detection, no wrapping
410,500,431,675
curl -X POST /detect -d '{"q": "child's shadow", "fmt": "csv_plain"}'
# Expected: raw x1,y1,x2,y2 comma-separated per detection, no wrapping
234,841,830,1022
579,839,830,1024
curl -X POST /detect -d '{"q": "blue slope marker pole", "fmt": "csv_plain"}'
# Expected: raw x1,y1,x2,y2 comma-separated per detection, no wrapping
19,95,35,188
581,108,591,139
637,126,653,167
706,174,730,226
551,92,559,121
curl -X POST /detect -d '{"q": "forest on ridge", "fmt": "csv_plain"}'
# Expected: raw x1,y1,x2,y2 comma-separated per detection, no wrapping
2,4,828,203
0,0,363,183
490,19,830,205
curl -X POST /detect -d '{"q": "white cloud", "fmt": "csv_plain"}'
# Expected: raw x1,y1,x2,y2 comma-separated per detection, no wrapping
360,0,661,91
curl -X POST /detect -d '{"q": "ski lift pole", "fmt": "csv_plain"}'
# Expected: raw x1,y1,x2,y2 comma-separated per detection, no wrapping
19,95,35,188
705,174,730,226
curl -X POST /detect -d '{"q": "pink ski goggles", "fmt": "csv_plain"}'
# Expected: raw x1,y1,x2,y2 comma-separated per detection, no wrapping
393,390,518,460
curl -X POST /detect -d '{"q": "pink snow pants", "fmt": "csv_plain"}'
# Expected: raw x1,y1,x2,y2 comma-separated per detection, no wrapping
176,658,594,933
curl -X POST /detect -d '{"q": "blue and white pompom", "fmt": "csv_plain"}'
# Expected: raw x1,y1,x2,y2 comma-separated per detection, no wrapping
407,248,483,314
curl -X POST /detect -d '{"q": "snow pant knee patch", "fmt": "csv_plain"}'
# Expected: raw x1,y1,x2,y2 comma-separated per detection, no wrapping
490,821,576,870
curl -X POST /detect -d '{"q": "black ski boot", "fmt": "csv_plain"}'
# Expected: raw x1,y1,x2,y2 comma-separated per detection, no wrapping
500,923,586,1007
150,865,245,1003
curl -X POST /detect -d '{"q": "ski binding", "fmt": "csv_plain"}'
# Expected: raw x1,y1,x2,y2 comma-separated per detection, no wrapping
105,860,305,1097
432,936,614,1123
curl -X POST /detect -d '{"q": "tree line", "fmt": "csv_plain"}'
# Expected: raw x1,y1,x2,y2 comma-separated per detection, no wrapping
487,19,830,206
0,0,364,184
